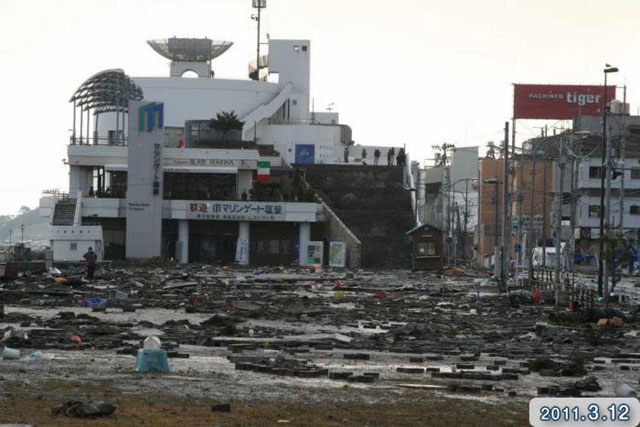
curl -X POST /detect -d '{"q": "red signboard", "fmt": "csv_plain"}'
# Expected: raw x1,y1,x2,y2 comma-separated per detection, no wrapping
513,84,615,120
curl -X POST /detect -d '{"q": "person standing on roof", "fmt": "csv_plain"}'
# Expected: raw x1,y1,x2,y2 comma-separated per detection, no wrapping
83,247,97,280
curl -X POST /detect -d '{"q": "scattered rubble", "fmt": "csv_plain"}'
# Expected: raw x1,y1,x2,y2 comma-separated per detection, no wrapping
51,401,116,418
2,262,640,407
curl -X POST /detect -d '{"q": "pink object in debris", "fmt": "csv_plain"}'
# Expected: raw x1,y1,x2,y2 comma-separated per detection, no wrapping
336,280,344,287
375,291,387,299
71,335,82,350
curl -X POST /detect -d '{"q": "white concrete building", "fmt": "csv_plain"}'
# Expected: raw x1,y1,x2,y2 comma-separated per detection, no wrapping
576,156,640,240
42,36,358,264
87,37,352,166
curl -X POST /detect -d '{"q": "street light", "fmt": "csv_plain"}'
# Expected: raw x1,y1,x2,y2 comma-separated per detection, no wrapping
484,177,504,288
598,64,619,298
20,224,24,245
452,178,478,265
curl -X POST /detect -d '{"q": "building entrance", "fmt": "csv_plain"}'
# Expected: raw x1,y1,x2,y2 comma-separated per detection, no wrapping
188,221,237,263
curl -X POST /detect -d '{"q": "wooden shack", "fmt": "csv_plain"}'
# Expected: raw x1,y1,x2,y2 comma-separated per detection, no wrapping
406,223,443,271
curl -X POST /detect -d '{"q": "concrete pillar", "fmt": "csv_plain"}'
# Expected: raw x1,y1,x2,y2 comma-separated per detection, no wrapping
69,166,90,196
237,222,250,265
178,220,189,264
236,170,253,199
125,100,164,260
299,222,311,266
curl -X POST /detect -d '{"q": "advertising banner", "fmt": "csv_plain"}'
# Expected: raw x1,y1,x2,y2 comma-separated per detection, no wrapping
328,241,346,267
187,201,286,221
295,144,315,164
235,237,249,264
513,84,615,119
306,241,324,267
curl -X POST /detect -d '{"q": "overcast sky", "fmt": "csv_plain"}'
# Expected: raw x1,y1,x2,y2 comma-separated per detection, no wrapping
1,0,638,215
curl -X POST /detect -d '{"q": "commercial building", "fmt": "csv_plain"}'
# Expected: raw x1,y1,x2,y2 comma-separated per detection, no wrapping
571,115,640,258
39,36,415,267
417,146,478,266
477,158,504,268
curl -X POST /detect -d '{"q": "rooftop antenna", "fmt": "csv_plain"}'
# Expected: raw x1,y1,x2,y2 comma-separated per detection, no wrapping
251,0,266,81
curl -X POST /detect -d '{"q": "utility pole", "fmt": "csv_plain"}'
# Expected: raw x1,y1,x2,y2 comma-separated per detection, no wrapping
554,139,566,306
604,123,613,300
517,159,524,270
464,179,470,265
501,121,510,291
414,168,421,225
619,85,627,234
542,162,548,267
453,203,459,265
569,135,580,284
529,151,538,286
598,65,618,295
443,158,451,266
493,183,499,278
251,0,265,81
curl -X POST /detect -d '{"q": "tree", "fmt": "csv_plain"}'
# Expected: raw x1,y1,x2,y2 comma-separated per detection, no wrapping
208,111,245,141
18,206,31,215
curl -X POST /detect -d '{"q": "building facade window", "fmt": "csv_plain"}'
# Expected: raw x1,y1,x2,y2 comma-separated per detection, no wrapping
418,241,436,257
70,242,77,251
631,206,640,215
256,239,291,255
631,169,640,180
588,205,601,218
589,166,603,179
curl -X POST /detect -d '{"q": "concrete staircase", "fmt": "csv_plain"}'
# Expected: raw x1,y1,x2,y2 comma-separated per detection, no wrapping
303,165,414,269
241,82,292,140
51,199,77,226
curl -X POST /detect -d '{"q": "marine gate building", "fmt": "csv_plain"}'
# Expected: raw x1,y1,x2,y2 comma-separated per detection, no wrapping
39,36,415,268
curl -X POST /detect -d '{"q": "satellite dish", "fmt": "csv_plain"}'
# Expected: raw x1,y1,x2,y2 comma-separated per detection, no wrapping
147,38,233,62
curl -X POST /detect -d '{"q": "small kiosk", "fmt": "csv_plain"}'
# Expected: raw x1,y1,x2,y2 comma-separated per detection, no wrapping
406,223,443,271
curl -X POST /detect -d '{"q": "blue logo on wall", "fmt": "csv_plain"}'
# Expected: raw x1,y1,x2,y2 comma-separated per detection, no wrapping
138,102,164,132
295,144,315,164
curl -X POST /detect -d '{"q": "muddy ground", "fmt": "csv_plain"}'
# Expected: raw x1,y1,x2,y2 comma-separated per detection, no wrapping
1,264,640,425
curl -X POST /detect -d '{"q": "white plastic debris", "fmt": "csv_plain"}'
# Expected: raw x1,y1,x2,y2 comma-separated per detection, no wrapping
3,347,20,360
616,383,637,397
333,333,352,343
48,267,62,276
143,336,162,349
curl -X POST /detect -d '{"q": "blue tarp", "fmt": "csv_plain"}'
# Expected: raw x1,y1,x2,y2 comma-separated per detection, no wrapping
83,298,107,308
134,348,169,372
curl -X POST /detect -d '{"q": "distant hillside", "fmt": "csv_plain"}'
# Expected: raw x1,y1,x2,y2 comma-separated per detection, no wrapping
0,206,50,248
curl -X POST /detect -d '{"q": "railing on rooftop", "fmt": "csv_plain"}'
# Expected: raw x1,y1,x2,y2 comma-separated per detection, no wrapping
41,189,69,200
85,191,315,203
70,135,128,146
267,118,332,125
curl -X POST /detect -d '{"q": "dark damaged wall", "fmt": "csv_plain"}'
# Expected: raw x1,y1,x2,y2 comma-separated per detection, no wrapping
303,164,414,268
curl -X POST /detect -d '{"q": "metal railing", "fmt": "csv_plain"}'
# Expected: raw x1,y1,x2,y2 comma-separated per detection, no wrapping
41,189,69,200
69,135,128,146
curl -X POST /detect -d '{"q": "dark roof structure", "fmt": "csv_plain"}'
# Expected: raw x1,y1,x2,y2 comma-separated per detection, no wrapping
406,223,443,235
